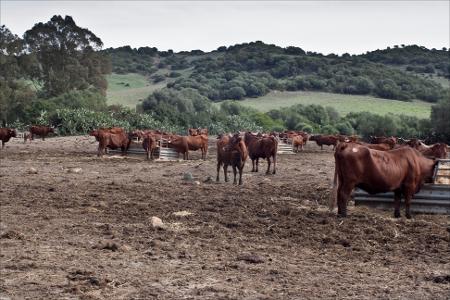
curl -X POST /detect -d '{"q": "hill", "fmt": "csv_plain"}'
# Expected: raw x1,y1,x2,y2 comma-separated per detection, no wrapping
231,91,432,119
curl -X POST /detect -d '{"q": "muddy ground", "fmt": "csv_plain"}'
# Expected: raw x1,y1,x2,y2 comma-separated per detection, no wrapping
0,136,449,300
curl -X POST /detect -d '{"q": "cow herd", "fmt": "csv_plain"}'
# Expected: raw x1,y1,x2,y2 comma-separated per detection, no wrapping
0,125,448,219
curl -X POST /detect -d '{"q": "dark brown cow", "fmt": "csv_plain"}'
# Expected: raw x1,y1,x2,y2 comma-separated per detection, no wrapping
331,142,436,218
188,128,208,136
244,132,277,174
216,133,248,185
90,128,130,157
29,125,54,141
407,139,448,159
309,135,338,150
168,135,189,160
0,128,17,149
370,136,397,149
186,134,208,159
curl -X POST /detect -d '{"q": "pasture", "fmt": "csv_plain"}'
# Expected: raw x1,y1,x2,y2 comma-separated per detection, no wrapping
234,91,433,118
106,73,166,108
0,137,449,299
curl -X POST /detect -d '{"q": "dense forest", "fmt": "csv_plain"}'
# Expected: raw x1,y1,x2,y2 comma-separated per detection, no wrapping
1,15,449,142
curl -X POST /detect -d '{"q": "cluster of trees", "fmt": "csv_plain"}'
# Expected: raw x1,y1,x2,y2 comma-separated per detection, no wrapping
1,16,111,125
106,41,449,103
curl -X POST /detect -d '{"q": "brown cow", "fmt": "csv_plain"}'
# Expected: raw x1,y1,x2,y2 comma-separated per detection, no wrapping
370,136,397,149
310,134,338,150
292,135,304,152
29,125,54,141
0,128,17,149
331,142,436,219
244,132,278,174
351,141,392,151
168,135,189,160
90,128,130,157
188,128,208,136
186,134,208,159
407,139,448,159
216,133,248,185
142,133,157,160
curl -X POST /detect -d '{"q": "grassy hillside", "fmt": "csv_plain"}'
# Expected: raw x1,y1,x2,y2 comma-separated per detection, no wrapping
106,73,166,108
232,91,432,118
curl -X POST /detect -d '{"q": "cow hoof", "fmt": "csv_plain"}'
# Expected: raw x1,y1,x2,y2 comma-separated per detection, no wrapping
337,213,347,218
406,214,412,219
394,211,401,218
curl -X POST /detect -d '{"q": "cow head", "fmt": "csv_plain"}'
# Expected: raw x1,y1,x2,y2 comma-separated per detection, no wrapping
224,134,242,152
8,128,17,138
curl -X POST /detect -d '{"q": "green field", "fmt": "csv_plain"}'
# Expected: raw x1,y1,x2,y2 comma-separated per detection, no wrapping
106,73,166,108
233,91,433,119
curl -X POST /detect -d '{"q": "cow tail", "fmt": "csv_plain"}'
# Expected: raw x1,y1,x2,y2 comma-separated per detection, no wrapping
329,159,339,211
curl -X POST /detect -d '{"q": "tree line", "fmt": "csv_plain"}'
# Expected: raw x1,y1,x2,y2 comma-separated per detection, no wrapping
1,16,449,143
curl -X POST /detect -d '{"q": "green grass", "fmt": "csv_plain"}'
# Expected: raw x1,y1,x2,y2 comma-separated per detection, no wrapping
106,73,166,108
233,91,433,119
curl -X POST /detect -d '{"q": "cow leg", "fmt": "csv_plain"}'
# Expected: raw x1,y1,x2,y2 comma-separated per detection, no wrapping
232,165,238,184
321,145,323,150
238,165,244,185
404,192,413,219
266,157,271,175
216,161,222,182
224,164,229,182
31,133,34,140
272,155,277,174
251,159,256,172
255,158,259,172
337,184,353,217
1,141,4,149
393,189,402,218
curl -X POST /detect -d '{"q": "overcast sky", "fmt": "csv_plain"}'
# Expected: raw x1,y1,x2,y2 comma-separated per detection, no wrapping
1,1,449,54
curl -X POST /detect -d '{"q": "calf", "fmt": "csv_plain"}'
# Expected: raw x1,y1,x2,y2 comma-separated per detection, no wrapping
142,134,157,160
216,133,248,185
292,135,304,152
0,128,17,149
331,143,436,218
188,128,208,136
244,132,278,174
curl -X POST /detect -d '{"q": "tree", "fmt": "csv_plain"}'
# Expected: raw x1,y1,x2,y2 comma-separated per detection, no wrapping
23,15,110,97
431,97,450,143
0,26,36,125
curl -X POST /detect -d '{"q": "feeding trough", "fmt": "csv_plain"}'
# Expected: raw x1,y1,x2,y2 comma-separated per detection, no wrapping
353,159,450,214
107,138,179,161
277,138,294,154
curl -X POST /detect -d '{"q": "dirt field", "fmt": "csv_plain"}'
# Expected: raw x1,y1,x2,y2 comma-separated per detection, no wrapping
1,136,449,299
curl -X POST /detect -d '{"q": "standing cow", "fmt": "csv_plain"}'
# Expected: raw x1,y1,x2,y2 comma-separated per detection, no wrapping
28,125,55,141
331,142,436,218
216,133,248,185
0,128,17,149
244,132,278,175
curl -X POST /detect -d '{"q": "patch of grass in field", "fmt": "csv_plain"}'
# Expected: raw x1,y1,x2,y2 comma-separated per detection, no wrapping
234,91,432,119
106,73,166,108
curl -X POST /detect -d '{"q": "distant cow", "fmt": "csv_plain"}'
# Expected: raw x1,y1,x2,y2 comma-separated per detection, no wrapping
0,128,17,149
370,136,397,149
168,135,189,160
216,133,248,185
407,139,448,159
29,125,54,141
331,142,436,218
244,132,278,174
310,135,338,150
292,135,304,152
90,128,130,157
186,134,209,159
142,134,157,160
188,128,208,136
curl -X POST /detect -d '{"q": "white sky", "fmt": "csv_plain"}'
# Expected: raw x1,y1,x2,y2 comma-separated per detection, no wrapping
1,1,449,54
